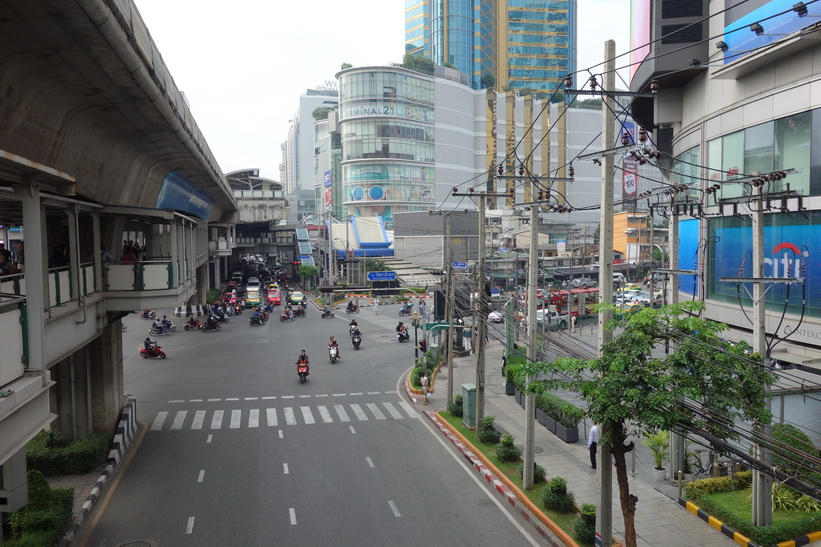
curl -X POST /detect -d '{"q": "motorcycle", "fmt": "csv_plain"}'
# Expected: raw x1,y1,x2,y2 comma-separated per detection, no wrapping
294,307,306,318
200,322,222,332
297,362,309,384
234,303,243,315
249,315,266,326
224,306,233,317
345,304,359,314
329,346,338,363
397,328,410,343
398,302,414,316
321,309,335,319
140,310,156,320
211,312,230,323
139,343,166,359
149,322,175,336
352,332,362,350
279,313,295,322
183,320,202,331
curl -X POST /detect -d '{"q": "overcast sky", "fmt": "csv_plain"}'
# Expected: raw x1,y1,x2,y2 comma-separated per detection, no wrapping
133,1,630,182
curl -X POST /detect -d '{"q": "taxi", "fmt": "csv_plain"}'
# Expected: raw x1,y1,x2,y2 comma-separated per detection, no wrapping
289,291,305,305
267,289,282,306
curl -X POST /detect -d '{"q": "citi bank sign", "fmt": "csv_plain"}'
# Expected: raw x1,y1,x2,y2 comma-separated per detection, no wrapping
764,243,808,278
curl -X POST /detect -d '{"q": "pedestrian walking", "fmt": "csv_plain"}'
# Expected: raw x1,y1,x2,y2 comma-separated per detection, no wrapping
420,372,429,405
372,296,380,314
588,421,598,469
463,325,472,352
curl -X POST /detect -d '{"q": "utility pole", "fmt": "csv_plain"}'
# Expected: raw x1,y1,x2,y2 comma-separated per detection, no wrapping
596,39,616,546
444,212,456,405
523,170,539,489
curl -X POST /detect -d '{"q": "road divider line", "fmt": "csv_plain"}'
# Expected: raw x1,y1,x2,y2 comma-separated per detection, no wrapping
289,508,297,525
262,396,276,400
283,463,289,474
388,501,401,517
226,397,239,401
207,398,221,402
186,516,195,534
349,426,356,434
282,395,294,399
366,457,374,468
207,434,213,443
315,394,328,398
278,430,284,439
245,397,258,401
367,391,380,395
333,393,345,397
197,470,204,482
350,392,363,396
299,394,311,398
169,400,184,404
191,399,203,402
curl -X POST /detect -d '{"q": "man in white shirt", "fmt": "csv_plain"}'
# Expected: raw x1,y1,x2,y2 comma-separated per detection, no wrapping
588,421,598,469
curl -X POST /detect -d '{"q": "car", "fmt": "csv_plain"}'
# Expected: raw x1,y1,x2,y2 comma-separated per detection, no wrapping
571,277,598,288
289,291,305,305
226,280,238,289
488,310,504,323
267,282,279,292
267,290,282,305
246,277,261,289
623,283,642,292
245,289,261,308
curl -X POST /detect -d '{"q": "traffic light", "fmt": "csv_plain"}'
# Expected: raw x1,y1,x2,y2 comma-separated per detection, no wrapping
293,261,299,266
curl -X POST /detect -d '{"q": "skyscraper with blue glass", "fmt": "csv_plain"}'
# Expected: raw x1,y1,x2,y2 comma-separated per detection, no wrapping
405,0,576,94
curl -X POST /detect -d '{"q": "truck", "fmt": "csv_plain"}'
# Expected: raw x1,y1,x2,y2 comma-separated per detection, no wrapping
537,309,570,330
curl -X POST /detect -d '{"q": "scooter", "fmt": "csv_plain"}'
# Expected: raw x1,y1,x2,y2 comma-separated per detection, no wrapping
210,312,230,323
183,320,202,331
345,305,359,314
329,346,338,363
249,316,266,326
352,332,362,350
321,309,335,319
200,322,222,332
139,343,166,359
149,322,175,336
279,313,295,322
294,307,306,318
297,362,309,384
398,302,414,316
397,328,410,343
140,310,156,320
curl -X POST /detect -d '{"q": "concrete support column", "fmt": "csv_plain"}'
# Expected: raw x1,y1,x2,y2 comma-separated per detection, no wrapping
67,206,81,303
87,322,124,432
170,223,179,286
16,184,46,372
92,213,102,292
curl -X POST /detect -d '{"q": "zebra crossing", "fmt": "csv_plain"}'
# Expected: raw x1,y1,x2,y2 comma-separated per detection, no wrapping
150,400,418,432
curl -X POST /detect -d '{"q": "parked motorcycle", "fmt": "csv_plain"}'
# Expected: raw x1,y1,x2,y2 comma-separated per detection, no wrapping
329,346,338,364
183,320,202,331
352,332,362,350
139,343,166,359
398,302,414,316
200,322,222,333
345,305,359,314
140,310,156,320
321,309,335,319
297,362,309,384
397,328,410,343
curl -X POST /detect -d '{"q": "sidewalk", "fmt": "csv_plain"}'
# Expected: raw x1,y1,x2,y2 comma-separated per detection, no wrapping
425,340,734,547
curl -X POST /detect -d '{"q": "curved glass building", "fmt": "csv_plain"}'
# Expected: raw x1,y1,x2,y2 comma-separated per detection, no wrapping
336,67,436,227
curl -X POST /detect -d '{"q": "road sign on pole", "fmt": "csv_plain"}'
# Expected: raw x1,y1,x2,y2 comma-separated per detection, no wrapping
367,271,396,281
452,261,467,269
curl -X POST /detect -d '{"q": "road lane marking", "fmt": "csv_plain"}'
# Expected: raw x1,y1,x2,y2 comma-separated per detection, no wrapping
191,411,205,430
350,404,368,421
278,430,284,439
207,434,212,443
266,408,278,427
289,508,297,525
207,398,221,402
334,405,350,422
197,470,205,482
282,395,294,399
284,407,296,426
171,411,188,430
170,400,184,403
230,410,241,429
367,391,380,395
349,426,356,434
388,501,401,517
186,516,195,534
301,406,315,424
151,412,168,431
317,406,333,423
226,397,239,401
366,457,374,468
262,396,276,400
191,399,203,402
315,394,328,398
210,410,224,429
350,392,363,396
382,402,403,420
299,395,311,398
399,401,418,418
333,393,345,396
248,409,259,428
366,403,386,420
283,463,289,474
385,390,397,394
245,397,258,401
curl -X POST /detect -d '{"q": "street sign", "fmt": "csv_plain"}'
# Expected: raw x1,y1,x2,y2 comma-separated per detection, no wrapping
452,261,467,269
490,288,501,295
367,271,396,281
297,255,311,259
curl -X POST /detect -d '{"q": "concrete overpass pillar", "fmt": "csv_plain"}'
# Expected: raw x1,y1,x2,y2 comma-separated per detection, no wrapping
51,348,91,441
170,223,179,286
87,322,124,432
14,184,46,373
66,206,81,303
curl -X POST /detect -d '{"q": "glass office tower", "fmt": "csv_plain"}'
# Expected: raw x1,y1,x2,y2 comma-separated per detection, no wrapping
404,0,576,94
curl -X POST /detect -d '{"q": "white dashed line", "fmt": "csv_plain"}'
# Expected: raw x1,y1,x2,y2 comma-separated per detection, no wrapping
299,395,311,398
266,408,278,427
226,398,239,401
151,412,168,431
245,397,258,401
366,457,374,468
207,434,213,443
350,392,363,396
283,463,289,474
315,394,328,398
388,501,401,517
262,396,276,400
170,400,184,404
191,399,203,402
186,516,195,533
333,393,345,397
282,395,295,399
289,508,297,525
385,391,397,394
207,398,221,402
349,425,356,434
367,391,380,395
197,470,205,482
278,430,284,439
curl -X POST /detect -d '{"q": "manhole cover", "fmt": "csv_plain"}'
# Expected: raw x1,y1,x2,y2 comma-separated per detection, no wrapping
118,541,155,547
516,444,544,454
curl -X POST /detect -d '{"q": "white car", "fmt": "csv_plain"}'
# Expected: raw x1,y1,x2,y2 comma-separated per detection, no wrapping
488,310,504,323
246,277,261,289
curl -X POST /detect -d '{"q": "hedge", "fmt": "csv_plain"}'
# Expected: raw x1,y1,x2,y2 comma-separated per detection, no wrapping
535,391,585,428
26,430,111,477
8,471,72,546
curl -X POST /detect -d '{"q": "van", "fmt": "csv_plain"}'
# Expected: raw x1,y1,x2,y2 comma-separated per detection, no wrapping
613,273,625,286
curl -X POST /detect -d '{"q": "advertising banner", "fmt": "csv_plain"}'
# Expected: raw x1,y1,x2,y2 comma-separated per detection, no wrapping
622,155,638,208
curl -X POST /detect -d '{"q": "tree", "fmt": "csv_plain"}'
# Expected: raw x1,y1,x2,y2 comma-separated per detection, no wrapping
340,62,352,69
312,107,331,120
517,302,774,547
442,61,455,69
480,73,496,89
299,265,320,290
400,53,434,75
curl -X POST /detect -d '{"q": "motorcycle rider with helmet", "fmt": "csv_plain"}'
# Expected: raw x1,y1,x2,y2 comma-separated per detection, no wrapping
251,307,261,324
349,318,359,336
346,300,357,313
396,321,409,341
329,336,341,359
296,349,310,376
186,315,198,329
143,337,157,354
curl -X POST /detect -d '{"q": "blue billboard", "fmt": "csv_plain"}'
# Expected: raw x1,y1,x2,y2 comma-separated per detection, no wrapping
155,171,215,219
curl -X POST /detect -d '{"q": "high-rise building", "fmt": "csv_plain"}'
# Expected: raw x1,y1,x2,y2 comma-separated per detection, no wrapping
404,0,576,94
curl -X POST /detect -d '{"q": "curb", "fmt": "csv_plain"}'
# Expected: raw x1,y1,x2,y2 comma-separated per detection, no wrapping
58,397,138,547
425,410,577,547
678,498,821,547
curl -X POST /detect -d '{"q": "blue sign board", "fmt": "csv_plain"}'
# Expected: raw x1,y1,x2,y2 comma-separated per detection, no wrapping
452,261,467,269
297,255,312,259
490,288,501,295
367,271,396,281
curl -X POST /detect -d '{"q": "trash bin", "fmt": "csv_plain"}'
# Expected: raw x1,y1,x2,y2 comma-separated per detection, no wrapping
462,383,477,429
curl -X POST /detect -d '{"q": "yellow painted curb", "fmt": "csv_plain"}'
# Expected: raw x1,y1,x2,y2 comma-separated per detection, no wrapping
435,411,581,547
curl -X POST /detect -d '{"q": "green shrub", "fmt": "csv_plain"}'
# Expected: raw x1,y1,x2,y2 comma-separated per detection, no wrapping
684,471,753,500
768,483,821,512
410,367,423,388
9,471,72,545
542,477,575,512
573,517,596,545
206,289,220,305
448,394,463,417
518,463,546,483
26,430,111,477
478,427,502,444
505,364,521,385
534,392,584,428
770,423,820,482
580,503,596,526
495,435,522,462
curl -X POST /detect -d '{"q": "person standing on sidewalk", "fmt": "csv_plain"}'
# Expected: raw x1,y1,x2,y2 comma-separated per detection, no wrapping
420,372,429,405
588,421,598,469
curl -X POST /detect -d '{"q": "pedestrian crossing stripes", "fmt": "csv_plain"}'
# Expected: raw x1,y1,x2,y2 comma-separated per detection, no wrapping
166,391,398,404
149,401,418,432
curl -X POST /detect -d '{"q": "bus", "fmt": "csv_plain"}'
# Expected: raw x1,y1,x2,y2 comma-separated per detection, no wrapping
546,288,599,317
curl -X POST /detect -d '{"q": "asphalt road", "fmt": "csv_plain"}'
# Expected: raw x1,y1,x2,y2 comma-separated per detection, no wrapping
78,304,545,546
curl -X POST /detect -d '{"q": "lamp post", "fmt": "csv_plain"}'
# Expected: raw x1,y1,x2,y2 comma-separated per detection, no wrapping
412,310,421,366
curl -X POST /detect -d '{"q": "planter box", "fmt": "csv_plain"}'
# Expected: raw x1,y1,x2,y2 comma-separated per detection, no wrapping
535,408,547,426
515,389,523,406
653,468,667,481
544,415,557,434
505,382,515,396
555,423,579,443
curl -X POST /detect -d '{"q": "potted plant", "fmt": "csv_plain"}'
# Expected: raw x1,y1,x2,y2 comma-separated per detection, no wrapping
642,431,669,480
682,443,697,481
555,404,582,443
535,392,556,433
504,364,519,396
